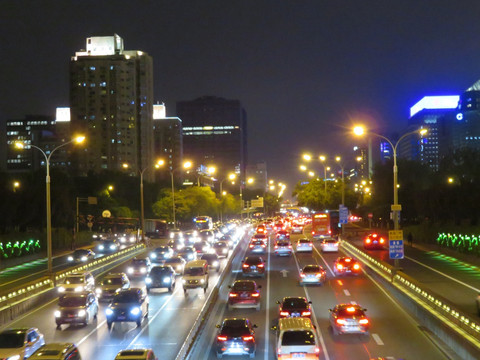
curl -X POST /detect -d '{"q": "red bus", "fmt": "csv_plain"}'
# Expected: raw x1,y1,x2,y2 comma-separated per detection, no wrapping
311,212,332,239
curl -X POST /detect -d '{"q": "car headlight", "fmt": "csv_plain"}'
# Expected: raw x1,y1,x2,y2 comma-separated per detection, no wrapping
6,355,20,360
222,249,227,253
140,267,147,273
145,277,152,284
119,237,126,243
200,279,205,284
67,256,74,261
150,253,157,259
163,277,171,283
75,286,84,292
176,265,182,271
106,308,114,316
130,307,141,316
99,245,104,250
110,245,116,250
188,254,193,259
58,286,66,293
203,246,209,252
96,288,102,294
81,256,88,261
54,310,61,318
212,261,219,267
182,279,186,284
127,267,134,274
78,309,86,317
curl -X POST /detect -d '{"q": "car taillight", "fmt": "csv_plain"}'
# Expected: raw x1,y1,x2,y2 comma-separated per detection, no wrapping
242,335,254,341
217,335,228,341
261,244,266,248
315,347,320,354
300,273,305,278
315,273,322,278
252,292,260,297
379,238,385,244
309,243,313,246
243,264,249,268
336,318,346,325
249,244,254,248
301,311,311,316
365,239,371,244
258,264,264,268
274,245,278,249
312,231,315,235
328,230,331,234
359,318,369,325
345,258,351,262
353,264,360,270
336,264,343,269
280,311,289,317
229,293,238,297
288,245,292,249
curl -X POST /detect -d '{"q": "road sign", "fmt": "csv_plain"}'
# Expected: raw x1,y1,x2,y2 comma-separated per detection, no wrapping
388,230,404,241
389,240,404,259
391,204,402,211
339,205,348,224
251,198,264,208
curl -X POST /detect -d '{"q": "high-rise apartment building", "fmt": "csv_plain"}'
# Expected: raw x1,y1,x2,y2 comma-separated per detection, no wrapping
69,34,155,180
176,96,247,182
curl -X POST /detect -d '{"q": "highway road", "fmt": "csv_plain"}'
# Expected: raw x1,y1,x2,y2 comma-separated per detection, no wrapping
348,231,480,317
189,230,450,360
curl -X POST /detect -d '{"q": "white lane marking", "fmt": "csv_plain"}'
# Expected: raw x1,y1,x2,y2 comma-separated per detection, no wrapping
372,333,384,345
280,269,288,277
313,246,336,276
343,289,351,296
292,251,330,360
405,256,480,293
264,232,271,360
77,318,107,346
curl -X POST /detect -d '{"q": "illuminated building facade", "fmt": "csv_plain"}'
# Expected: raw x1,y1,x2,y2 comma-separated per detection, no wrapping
69,34,155,180
455,82,480,151
176,96,247,182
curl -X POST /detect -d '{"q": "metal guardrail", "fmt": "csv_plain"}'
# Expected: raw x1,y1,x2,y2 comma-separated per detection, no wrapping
175,229,251,360
0,243,144,313
341,239,480,351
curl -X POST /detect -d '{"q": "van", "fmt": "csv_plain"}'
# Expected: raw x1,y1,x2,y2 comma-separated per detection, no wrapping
272,317,320,359
182,259,209,294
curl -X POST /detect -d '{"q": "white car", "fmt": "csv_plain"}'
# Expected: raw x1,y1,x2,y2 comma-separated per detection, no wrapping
0,328,45,359
296,238,313,253
320,238,339,252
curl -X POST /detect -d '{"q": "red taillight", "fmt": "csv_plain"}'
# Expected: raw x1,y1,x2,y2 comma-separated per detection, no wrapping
274,245,278,249
301,311,311,316
243,264,249,268
315,273,322,278
345,258,351,262
379,238,385,244
249,244,254,248
288,245,292,249
217,335,228,341
229,293,238,297
336,264,343,269
359,318,369,325
300,273,305,278
309,243,313,246
315,347,320,354
311,231,315,235
261,244,266,248
372,233,378,238
280,311,289,317
252,292,260,297
242,335,254,341
353,264,360,270
328,230,331,234
258,264,264,268
336,318,346,325
365,239,371,244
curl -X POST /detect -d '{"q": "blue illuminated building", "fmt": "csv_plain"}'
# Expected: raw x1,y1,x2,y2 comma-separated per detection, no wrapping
455,81,480,151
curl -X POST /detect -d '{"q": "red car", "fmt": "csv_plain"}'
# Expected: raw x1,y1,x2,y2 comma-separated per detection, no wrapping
277,296,312,319
333,257,361,276
227,280,261,311
242,256,266,278
364,233,386,250
255,225,266,235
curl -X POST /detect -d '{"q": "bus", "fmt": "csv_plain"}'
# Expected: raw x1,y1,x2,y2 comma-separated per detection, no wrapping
311,212,332,239
193,216,213,230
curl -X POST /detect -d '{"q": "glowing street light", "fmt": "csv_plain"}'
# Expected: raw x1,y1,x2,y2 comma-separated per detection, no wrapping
303,154,312,161
169,161,193,229
299,165,307,171
13,181,20,192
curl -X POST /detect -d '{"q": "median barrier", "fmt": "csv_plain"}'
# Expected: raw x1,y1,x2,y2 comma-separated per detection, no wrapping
0,243,144,327
341,239,480,359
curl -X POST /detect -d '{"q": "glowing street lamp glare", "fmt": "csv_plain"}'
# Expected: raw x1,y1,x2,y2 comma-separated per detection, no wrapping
353,126,365,136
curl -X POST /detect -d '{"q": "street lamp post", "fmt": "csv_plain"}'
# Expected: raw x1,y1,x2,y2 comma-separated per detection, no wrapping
170,161,192,229
219,173,236,223
336,156,346,237
353,126,427,270
15,136,85,274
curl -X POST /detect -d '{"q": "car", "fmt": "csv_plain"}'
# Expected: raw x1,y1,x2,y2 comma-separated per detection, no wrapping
333,257,362,276
55,292,99,328
364,233,386,250
296,238,313,253
275,230,290,240
274,221,285,232
30,343,81,360
114,349,157,360
213,241,230,258
0,328,45,359
169,229,184,240
183,230,199,245
163,256,187,275
291,224,304,234
248,240,267,254
219,235,235,248
67,249,95,263
96,239,119,254
300,264,327,286
193,240,211,255
145,265,176,293
127,257,152,277
106,288,149,329
329,303,370,336
272,318,320,360
242,256,266,277
255,224,267,235
199,229,216,243
277,296,312,319
149,246,174,262
227,280,261,311
168,239,185,251
201,252,221,272
95,273,130,301
58,272,95,294
177,246,197,261
182,260,209,294
274,239,293,256
320,238,339,252
215,318,257,358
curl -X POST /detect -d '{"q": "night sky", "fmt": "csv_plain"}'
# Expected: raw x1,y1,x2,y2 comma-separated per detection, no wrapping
3,1,480,193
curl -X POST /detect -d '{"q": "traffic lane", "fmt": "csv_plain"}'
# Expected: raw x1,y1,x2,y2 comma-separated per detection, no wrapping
349,237,480,316
310,245,449,360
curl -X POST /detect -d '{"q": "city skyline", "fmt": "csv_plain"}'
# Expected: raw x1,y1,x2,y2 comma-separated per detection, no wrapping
2,1,480,191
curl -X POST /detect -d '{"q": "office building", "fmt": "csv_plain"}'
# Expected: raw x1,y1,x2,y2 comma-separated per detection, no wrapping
69,34,155,180
455,81,480,151
176,96,247,184
246,161,267,191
